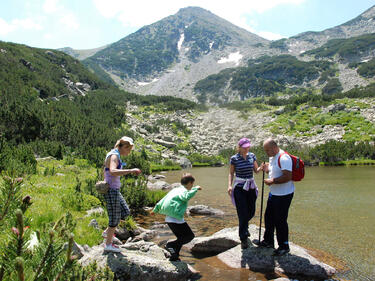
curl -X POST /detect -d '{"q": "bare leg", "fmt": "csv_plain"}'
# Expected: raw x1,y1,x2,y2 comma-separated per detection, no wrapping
105,226,116,245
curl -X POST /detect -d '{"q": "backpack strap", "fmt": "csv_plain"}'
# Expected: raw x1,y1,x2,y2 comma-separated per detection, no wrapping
277,152,286,168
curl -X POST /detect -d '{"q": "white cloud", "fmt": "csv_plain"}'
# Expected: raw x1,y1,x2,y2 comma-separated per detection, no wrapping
12,18,43,30
93,0,306,29
59,13,79,30
43,0,60,14
256,31,285,40
0,18,15,35
0,17,43,35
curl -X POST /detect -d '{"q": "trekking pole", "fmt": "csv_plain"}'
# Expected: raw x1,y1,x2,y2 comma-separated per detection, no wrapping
258,162,265,243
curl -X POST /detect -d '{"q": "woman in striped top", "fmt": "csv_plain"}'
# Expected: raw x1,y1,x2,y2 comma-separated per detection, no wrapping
228,137,262,249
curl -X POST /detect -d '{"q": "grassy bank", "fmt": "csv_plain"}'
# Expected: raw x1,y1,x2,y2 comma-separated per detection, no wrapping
319,159,375,166
18,158,165,247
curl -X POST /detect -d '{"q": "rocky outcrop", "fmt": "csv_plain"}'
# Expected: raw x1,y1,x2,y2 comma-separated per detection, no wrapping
185,225,336,279
79,241,196,281
212,225,336,279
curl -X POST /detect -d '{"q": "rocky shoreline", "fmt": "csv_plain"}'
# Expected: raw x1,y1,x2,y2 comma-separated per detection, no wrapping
81,207,337,280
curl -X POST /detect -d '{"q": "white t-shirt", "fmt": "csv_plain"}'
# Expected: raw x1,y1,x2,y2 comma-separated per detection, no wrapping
165,216,185,224
269,149,295,196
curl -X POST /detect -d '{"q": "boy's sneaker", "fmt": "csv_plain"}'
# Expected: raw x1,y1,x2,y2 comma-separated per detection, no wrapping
164,245,180,261
258,240,274,248
272,247,290,256
104,243,121,253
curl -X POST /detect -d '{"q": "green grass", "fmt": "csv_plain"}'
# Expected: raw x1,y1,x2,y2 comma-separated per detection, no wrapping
22,158,105,246
265,101,375,141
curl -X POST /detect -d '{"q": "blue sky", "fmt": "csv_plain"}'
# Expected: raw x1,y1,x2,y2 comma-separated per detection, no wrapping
0,0,374,49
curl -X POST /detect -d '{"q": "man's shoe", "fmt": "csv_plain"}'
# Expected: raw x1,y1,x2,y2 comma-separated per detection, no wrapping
258,240,274,248
272,247,290,256
241,240,248,249
104,243,121,253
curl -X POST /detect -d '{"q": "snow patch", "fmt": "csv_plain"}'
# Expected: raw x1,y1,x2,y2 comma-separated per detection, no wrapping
218,52,243,66
185,47,190,51
300,50,305,54
178,33,184,51
138,78,158,86
138,82,150,86
209,42,214,49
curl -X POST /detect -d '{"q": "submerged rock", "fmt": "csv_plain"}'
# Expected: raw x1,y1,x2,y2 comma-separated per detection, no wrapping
79,241,196,281
187,205,224,216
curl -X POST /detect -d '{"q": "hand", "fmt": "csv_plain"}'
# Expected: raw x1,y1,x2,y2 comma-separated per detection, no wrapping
264,178,274,186
227,186,233,196
132,168,141,175
195,185,202,190
150,210,155,216
263,162,270,173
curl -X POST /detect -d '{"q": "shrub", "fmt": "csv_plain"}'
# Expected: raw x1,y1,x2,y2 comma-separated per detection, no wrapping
121,176,149,212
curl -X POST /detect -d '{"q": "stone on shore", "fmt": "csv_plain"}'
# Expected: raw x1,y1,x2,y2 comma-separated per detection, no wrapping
79,241,196,281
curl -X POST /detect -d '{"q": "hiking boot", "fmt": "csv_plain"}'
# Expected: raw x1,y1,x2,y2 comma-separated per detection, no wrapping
272,247,290,256
241,240,248,249
104,243,121,253
258,240,274,248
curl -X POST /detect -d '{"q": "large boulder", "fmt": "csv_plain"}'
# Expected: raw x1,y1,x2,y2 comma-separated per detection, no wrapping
216,226,336,279
147,180,171,190
187,205,224,216
185,227,240,254
79,241,196,281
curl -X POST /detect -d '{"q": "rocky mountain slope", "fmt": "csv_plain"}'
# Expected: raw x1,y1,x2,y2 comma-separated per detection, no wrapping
284,5,375,55
58,45,108,60
67,5,375,104
82,6,273,100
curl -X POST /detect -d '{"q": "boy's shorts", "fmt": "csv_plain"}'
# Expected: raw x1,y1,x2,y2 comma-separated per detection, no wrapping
104,188,130,227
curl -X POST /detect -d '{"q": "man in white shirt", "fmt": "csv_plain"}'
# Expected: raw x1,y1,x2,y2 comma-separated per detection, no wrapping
259,138,294,256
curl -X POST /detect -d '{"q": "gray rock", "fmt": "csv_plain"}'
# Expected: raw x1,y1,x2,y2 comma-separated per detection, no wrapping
154,139,176,148
147,180,171,190
88,219,99,229
217,225,336,279
185,226,240,254
187,205,224,216
85,207,105,217
79,241,195,281
179,157,192,169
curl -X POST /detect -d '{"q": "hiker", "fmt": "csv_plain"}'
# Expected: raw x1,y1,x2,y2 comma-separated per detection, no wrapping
152,173,202,261
102,136,141,253
228,137,262,249
259,138,294,256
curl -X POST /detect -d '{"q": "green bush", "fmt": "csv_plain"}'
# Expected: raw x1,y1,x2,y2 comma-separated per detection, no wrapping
0,142,37,176
121,176,149,212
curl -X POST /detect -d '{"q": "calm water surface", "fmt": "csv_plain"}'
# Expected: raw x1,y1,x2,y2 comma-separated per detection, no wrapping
139,166,375,280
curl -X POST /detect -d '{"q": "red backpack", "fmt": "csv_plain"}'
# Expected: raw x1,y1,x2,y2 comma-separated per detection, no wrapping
278,151,305,181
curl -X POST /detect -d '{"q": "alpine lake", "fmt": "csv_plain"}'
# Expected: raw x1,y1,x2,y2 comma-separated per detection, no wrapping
137,165,375,281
